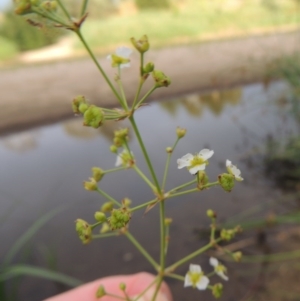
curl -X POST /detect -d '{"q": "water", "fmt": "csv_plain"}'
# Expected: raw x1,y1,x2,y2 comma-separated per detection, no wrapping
1,82,299,300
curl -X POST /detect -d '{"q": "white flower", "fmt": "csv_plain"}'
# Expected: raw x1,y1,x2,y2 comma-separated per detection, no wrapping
115,150,134,167
107,46,132,68
209,257,228,281
226,160,243,181
184,264,209,290
177,149,214,175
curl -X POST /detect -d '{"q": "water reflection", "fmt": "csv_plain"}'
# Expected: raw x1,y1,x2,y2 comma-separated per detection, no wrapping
1,82,300,301
160,88,242,117
1,130,40,152
63,118,130,141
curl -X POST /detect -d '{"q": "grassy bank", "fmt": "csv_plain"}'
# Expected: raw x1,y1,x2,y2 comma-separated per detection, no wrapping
78,0,300,51
1,0,300,62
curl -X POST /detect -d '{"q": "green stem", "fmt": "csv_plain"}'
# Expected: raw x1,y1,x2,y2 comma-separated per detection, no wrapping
151,278,163,301
133,165,156,191
129,116,161,194
140,52,144,77
32,9,70,27
104,166,126,174
166,238,222,273
131,77,145,109
165,273,185,281
168,178,197,193
117,66,129,110
133,276,158,301
162,138,179,190
125,232,159,270
80,0,89,16
105,293,126,300
56,0,71,20
92,232,118,239
154,201,166,301
96,187,122,207
210,218,216,241
159,201,166,270
167,181,219,198
129,198,157,212
134,86,157,109
167,187,198,198
75,30,124,108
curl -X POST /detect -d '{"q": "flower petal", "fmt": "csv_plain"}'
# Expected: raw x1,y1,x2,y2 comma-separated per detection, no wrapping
115,155,123,167
184,274,193,287
189,264,202,273
119,62,131,69
199,149,214,160
216,271,229,281
226,159,232,167
189,164,205,175
196,276,209,290
116,46,132,58
177,153,193,169
209,257,219,267
226,159,243,181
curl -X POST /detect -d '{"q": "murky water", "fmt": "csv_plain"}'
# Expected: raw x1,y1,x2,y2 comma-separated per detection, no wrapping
1,82,299,301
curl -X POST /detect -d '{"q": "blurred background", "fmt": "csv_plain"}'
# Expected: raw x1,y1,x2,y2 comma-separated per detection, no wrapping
1,0,300,300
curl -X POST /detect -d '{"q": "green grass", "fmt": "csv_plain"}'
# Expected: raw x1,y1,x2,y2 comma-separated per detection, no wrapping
0,36,18,61
76,0,300,52
1,0,300,63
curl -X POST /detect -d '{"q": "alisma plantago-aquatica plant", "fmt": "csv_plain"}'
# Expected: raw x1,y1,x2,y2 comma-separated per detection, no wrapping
14,0,244,299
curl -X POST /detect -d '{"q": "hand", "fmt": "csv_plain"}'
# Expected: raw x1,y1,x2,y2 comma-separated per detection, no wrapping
44,272,173,301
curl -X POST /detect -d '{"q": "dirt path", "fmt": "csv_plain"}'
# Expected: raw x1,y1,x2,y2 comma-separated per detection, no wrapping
1,30,300,135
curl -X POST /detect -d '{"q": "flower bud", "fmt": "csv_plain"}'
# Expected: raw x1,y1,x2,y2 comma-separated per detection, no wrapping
166,147,172,153
113,137,123,147
110,145,118,153
130,35,150,53
94,211,107,223
100,222,110,233
101,201,114,212
198,171,209,187
83,178,98,191
96,285,106,298
218,173,235,192
110,54,130,67
206,209,217,219
79,103,89,114
75,219,92,244
15,0,32,15
83,105,104,128
232,251,242,262
122,198,132,207
143,62,155,74
164,218,173,225
92,167,104,182
119,282,126,291
220,229,235,241
152,70,171,87
176,127,186,138
212,283,223,299
72,95,87,114
109,208,131,230
40,0,57,11
114,128,129,141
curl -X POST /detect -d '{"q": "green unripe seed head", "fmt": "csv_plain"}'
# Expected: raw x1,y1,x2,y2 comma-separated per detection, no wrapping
92,167,104,182
94,211,107,223
75,219,92,244
83,105,104,129
218,173,235,192
130,35,150,53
